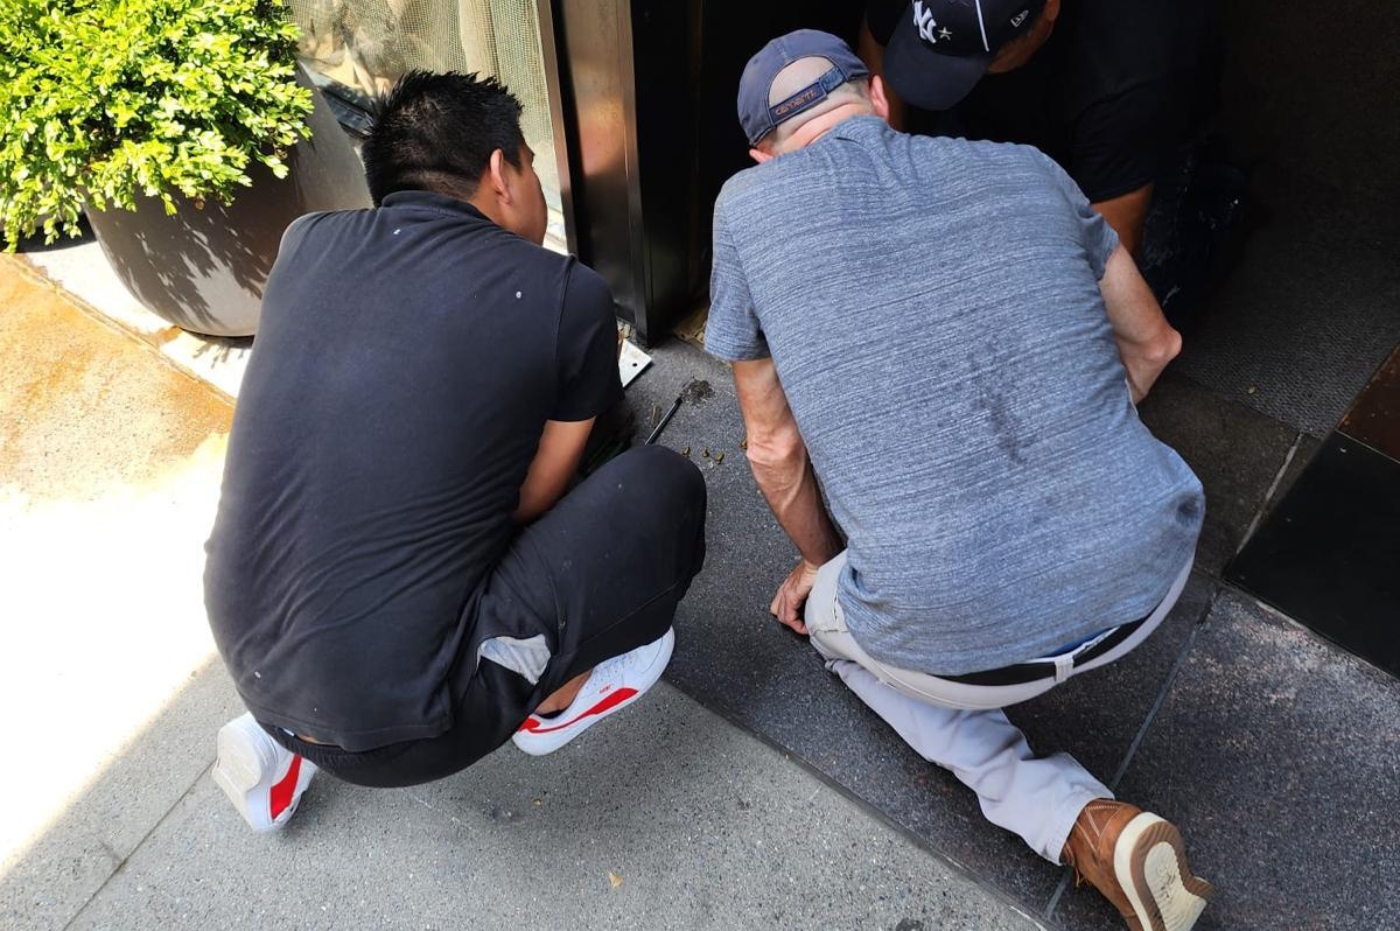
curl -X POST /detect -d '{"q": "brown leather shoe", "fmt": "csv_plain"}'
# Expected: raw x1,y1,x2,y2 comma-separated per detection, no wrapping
1062,799,1215,931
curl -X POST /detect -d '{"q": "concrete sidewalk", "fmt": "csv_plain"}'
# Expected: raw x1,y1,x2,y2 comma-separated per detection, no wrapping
0,255,1043,930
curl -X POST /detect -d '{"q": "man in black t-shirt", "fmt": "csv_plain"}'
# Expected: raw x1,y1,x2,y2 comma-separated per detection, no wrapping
204,72,706,832
860,0,1214,261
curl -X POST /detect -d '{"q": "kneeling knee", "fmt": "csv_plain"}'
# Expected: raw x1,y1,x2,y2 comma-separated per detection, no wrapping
616,444,706,506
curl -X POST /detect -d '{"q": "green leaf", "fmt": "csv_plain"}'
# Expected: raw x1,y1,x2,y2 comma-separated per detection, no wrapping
0,0,313,249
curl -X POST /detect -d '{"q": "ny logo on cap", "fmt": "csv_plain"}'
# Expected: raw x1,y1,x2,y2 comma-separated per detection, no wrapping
912,1,953,45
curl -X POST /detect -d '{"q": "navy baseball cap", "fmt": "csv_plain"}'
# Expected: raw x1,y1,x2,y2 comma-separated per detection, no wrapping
737,30,870,148
883,0,1047,111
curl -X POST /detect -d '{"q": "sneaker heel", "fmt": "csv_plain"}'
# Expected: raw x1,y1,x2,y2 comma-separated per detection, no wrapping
215,717,274,793
1118,815,1213,931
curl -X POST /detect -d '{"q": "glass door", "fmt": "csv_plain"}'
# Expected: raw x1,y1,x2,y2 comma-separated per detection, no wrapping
287,0,567,253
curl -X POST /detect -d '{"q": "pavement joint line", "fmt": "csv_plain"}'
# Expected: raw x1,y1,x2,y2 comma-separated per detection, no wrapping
2,254,149,352
3,253,238,408
1215,576,1398,683
1043,581,1219,921
1043,868,1073,920
50,680,1054,929
32,674,1051,929
1104,586,1218,793
59,761,218,931
660,679,1058,930
1235,429,1306,555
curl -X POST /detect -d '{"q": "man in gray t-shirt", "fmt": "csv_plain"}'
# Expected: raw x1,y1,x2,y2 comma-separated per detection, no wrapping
707,31,1213,931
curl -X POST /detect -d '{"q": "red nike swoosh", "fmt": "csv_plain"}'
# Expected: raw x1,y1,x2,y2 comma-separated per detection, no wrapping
269,755,303,821
521,688,639,734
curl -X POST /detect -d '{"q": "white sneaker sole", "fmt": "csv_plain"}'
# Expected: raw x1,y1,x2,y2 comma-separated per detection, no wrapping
212,715,312,833
513,629,674,757
1115,813,1215,931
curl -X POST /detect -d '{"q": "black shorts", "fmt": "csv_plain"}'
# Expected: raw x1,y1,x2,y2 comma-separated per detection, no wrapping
269,445,706,787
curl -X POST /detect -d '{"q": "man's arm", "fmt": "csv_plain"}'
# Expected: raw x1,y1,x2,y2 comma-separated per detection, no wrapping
514,418,595,524
733,358,844,633
1100,243,1181,403
1093,183,1154,259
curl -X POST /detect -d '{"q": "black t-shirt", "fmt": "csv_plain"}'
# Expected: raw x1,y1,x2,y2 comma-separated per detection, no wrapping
868,0,1209,202
205,191,622,751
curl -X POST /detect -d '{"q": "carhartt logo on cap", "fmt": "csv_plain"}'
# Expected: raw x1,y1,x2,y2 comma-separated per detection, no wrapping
773,85,824,119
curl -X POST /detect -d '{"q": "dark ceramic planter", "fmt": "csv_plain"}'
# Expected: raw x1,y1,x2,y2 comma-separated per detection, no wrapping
84,68,370,337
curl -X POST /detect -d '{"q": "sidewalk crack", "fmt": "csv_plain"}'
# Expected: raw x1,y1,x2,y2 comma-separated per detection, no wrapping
1235,431,1306,556
1043,584,1219,921
59,760,216,931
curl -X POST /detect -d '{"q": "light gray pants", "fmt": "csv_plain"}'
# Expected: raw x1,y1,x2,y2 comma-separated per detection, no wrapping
805,553,1193,863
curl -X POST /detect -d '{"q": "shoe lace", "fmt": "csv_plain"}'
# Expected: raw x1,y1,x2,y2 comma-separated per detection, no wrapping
605,636,662,676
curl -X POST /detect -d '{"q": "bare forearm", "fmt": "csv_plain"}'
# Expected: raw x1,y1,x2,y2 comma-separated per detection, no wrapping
514,417,595,523
1093,184,1153,260
1099,245,1181,402
750,449,842,567
732,357,842,566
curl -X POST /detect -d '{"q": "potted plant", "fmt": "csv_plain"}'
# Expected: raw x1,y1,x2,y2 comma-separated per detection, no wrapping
0,0,370,336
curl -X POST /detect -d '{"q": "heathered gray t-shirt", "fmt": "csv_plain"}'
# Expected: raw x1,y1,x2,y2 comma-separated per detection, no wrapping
706,116,1203,675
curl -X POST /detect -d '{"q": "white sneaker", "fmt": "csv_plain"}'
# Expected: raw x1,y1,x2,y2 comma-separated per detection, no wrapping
212,712,318,833
511,628,675,756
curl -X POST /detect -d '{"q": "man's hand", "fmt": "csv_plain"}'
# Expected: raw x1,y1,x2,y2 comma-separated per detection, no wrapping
770,559,820,635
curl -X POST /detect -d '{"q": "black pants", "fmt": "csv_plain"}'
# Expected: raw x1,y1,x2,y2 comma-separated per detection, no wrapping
270,445,707,787
1138,141,1248,328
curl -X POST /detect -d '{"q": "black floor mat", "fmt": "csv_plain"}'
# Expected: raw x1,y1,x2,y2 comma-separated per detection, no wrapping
1227,433,1400,678
1171,0,1400,437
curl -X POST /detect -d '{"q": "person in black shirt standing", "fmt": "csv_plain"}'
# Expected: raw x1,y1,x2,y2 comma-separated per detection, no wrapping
204,72,706,832
860,0,1222,310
